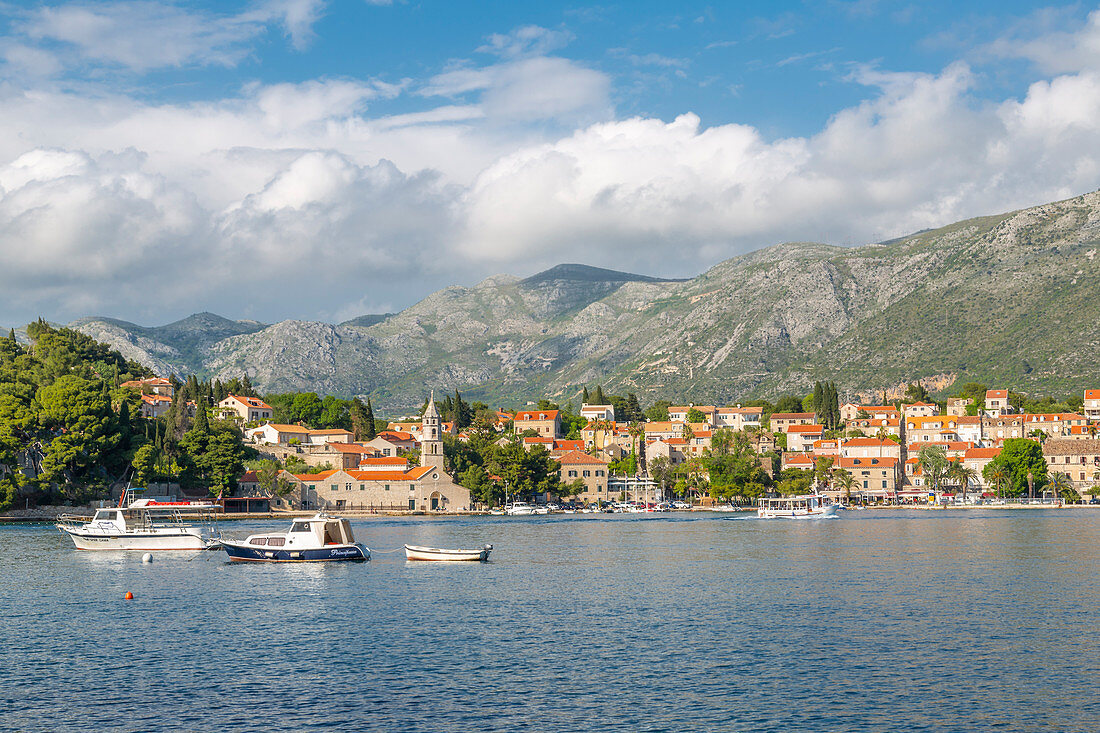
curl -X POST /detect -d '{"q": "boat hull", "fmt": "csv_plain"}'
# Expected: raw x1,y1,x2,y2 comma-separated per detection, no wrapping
757,504,839,519
221,540,369,562
404,544,491,562
59,526,211,551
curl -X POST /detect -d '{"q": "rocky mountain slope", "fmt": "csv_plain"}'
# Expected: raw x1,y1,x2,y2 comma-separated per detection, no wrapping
65,191,1100,411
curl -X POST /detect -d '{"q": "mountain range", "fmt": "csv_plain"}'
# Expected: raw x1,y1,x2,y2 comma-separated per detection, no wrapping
62,190,1100,412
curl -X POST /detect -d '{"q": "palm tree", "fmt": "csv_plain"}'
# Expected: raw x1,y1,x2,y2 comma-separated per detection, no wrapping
834,468,856,505
987,464,1009,502
948,462,977,504
627,421,646,476
1047,471,1073,505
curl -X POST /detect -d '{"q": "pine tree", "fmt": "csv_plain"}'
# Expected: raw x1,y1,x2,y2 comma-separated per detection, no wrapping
626,393,643,423
364,398,377,440
241,374,254,397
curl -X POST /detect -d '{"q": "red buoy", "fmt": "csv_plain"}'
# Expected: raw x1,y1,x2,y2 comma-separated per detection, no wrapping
124,591,134,600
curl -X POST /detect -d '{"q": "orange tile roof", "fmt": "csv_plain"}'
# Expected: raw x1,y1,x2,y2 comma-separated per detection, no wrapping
771,412,815,419
787,424,825,434
515,410,560,421
227,394,272,410
965,447,1001,459
258,423,310,433
985,389,1008,399
836,456,898,468
359,456,409,465
345,467,436,481
554,450,609,466
292,470,338,481
1085,390,1100,400
324,442,377,454
377,430,415,441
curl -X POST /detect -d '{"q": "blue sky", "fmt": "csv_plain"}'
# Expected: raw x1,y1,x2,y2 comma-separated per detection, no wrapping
0,1,1098,326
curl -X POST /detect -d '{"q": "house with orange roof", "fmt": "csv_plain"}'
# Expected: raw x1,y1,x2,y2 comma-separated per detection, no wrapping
785,424,825,452
1067,424,1098,440
905,415,959,443
956,415,983,445
217,394,273,423
840,437,901,460
121,377,174,398
962,447,1001,486
903,401,940,417
555,450,611,504
811,439,840,456
832,456,899,499
840,403,901,422
848,416,901,434
769,412,817,432
984,389,1012,417
1024,413,1088,439
137,393,173,419
647,438,688,466
282,464,469,512
312,441,379,469
1084,390,1100,421
514,409,562,438
781,453,816,470
366,430,418,456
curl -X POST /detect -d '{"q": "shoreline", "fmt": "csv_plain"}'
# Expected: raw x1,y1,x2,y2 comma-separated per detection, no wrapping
5,503,1097,523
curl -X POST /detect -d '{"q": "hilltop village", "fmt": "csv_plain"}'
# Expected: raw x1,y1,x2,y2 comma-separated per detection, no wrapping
137,378,1100,513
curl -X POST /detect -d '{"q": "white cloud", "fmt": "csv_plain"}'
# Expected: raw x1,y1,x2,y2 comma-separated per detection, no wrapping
477,25,573,59
5,11,1100,326
985,8,1100,75
13,0,325,73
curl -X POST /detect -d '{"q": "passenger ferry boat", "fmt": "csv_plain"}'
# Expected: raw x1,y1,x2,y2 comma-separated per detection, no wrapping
220,514,369,562
757,494,839,519
56,496,220,551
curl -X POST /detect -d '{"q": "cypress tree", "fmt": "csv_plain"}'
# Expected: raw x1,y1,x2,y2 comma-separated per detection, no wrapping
626,393,642,423
594,385,607,405
192,402,210,434
364,398,377,440
241,374,254,397
812,382,824,418
582,386,590,403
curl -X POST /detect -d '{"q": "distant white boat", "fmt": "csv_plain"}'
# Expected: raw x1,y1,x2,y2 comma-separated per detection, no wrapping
757,494,838,519
404,544,492,562
504,502,535,515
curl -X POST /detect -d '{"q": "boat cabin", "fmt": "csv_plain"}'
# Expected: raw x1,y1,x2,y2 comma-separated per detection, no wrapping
247,516,357,549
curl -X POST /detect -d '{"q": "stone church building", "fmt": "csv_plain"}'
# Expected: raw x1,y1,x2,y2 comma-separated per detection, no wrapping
279,393,472,512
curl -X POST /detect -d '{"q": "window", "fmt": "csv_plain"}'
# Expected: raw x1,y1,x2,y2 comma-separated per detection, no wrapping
345,483,352,491
359,484,365,491
596,470,604,477
568,470,577,477
882,480,887,488
409,499,415,510
410,484,416,492
582,470,590,477
384,484,390,491
291,522,311,532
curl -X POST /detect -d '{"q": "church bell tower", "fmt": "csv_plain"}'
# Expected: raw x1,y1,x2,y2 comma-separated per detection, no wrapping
421,390,445,471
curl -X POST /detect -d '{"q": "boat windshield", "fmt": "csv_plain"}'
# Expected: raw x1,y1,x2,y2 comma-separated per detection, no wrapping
94,510,121,522
291,522,312,532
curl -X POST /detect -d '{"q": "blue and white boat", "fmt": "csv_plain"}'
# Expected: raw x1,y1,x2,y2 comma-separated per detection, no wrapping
220,514,369,562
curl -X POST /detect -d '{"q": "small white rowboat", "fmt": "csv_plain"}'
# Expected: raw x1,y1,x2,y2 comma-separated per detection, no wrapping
404,543,493,562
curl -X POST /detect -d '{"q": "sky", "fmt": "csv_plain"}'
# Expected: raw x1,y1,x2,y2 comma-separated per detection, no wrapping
1,0,1099,327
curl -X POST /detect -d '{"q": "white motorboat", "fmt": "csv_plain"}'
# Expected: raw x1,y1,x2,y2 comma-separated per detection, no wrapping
504,502,535,516
57,500,220,551
220,514,368,562
404,544,492,562
757,494,839,519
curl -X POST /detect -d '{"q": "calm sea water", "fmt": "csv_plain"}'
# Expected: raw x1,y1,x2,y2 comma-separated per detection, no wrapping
2,509,1100,732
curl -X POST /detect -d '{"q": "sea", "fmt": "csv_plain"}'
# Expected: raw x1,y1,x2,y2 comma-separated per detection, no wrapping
2,509,1099,732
